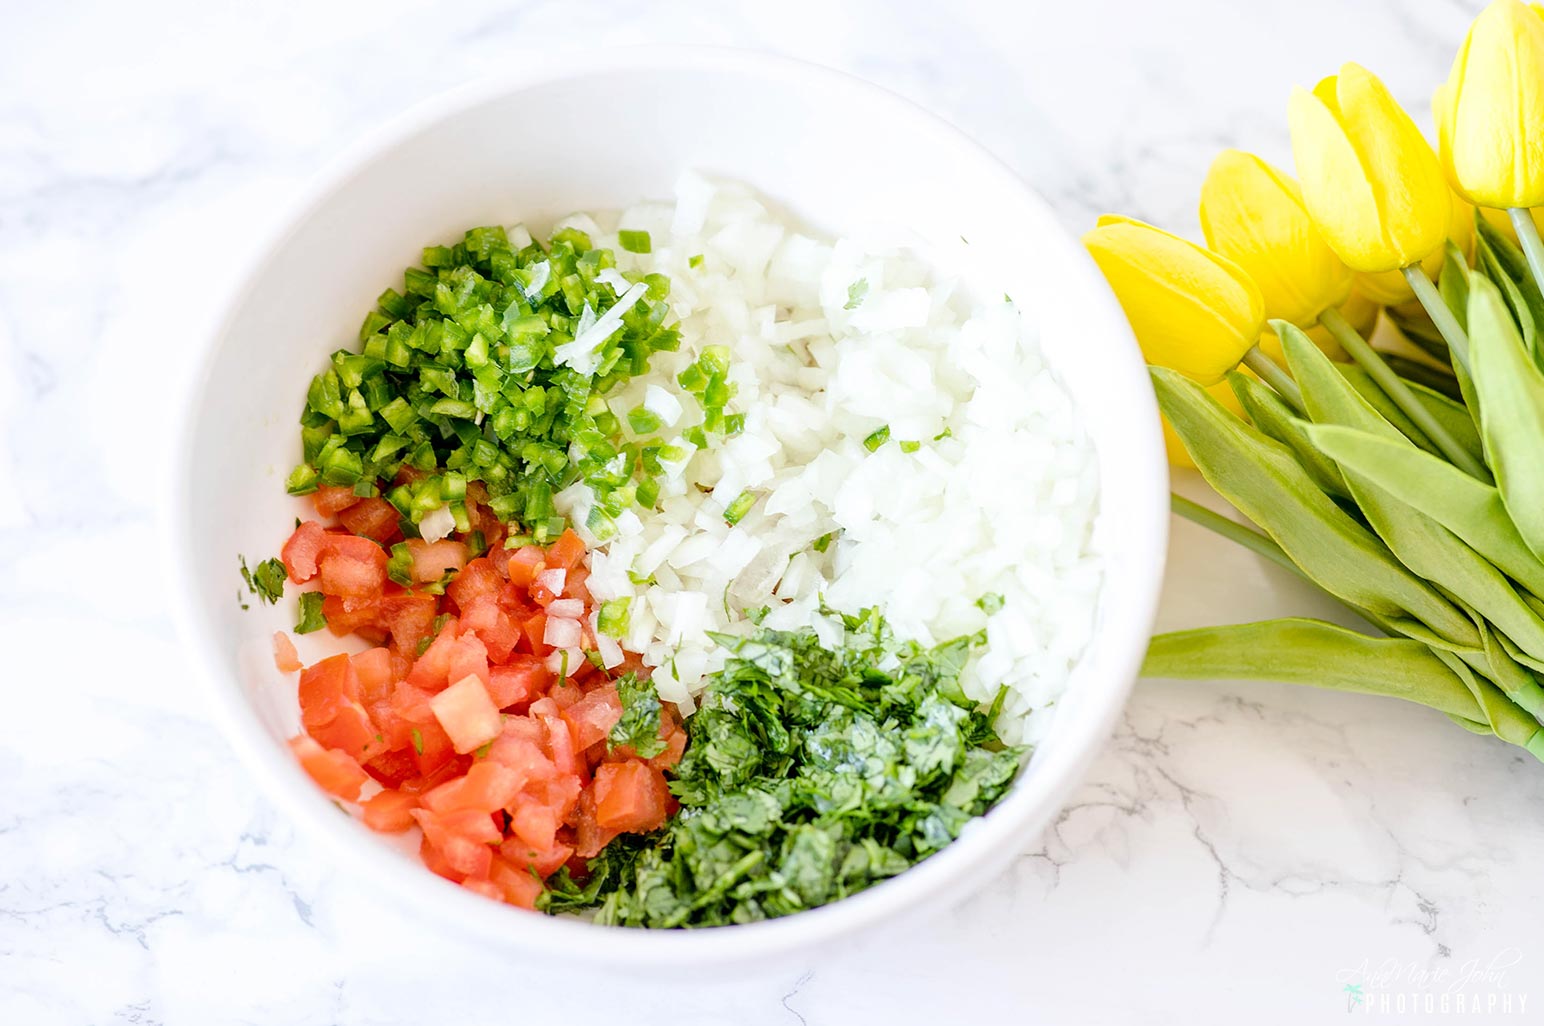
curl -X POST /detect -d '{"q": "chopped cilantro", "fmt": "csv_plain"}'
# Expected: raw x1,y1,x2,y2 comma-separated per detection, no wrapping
608,674,666,758
863,425,890,452
812,531,837,554
541,608,1024,927
845,279,869,310
295,592,327,634
688,253,704,269
239,556,288,605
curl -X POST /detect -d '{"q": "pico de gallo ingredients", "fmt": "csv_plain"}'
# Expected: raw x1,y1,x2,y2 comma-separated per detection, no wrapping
538,607,1022,926
256,175,1105,926
285,223,706,546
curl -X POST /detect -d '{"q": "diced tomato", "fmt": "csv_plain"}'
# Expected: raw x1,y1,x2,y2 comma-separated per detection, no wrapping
406,618,460,691
281,520,328,583
364,747,419,789
414,807,498,878
297,653,360,728
593,760,669,833
419,833,463,882
486,723,557,786
529,570,564,608
405,538,467,584
350,647,395,706
337,497,400,544
309,700,387,763
505,546,545,588
312,484,363,517
547,678,583,710
565,566,592,604
521,612,551,657
546,529,587,571
573,788,620,859
462,877,503,902
289,735,369,801
508,802,559,851
417,736,462,782
456,760,524,814
487,855,544,908
272,632,301,673
499,836,575,880
562,685,623,750
446,556,503,611
534,703,582,778
319,552,387,602
532,772,583,824
487,656,552,709
460,597,520,662
648,727,688,772
321,593,380,636
430,675,503,754
322,532,387,562
360,788,418,832
445,633,491,690
376,592,438,655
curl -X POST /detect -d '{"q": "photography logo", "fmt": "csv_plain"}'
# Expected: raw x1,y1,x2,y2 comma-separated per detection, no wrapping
1337,949,1529,1016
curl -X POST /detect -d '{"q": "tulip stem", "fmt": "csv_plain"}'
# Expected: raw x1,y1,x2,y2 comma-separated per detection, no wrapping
1402,264,1471,370
1510,208,1544,303
1241,346,1305,414
1318,307,1491,482
1170,494,1307,582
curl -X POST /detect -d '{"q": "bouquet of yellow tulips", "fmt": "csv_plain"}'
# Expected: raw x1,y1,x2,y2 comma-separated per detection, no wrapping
1091,0,1544,759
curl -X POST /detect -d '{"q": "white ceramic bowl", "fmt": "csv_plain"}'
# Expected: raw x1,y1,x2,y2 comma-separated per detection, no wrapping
171,47,1167,970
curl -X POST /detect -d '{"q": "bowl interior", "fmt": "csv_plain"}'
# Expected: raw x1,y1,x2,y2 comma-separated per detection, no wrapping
175,50,1166,967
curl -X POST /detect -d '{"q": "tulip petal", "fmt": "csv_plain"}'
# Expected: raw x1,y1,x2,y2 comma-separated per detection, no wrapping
1084,216,1262,384
1444,0,1544,207
1200,149,1352,324
1289,85,1392,272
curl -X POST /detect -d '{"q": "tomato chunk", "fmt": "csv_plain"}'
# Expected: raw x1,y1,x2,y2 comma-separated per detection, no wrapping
312,484,363,517
360,789,418,832
546,529,587,571
430,675,503,754
281,520,328,583
405,538,467,584
338,497,401,544
593,760,669,833
271,632,301,673
289,735,368,801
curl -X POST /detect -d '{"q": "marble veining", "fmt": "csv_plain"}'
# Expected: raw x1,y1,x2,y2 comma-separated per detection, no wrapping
6,0,1538,1022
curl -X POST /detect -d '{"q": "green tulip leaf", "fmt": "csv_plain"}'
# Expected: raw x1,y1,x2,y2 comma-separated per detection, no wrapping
1151,364,1472,636
1468,274,1544,564
1228,371,1349,500
1303,423,1544,599
1336,363,1483,466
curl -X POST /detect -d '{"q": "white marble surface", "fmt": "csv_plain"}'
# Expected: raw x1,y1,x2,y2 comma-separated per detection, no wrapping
4,0,1540,1022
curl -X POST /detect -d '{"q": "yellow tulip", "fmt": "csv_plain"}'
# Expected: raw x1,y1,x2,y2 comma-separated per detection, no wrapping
1082,214,1264,385
1356,188,1476,305
1288,63,1452,272
1436,0,1544,208
1200,149,1353,325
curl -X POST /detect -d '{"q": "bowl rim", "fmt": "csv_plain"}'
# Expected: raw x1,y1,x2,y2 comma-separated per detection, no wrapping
168,43,1168,968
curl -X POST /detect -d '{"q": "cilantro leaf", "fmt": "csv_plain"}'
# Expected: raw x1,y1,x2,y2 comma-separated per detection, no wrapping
609,673,666,758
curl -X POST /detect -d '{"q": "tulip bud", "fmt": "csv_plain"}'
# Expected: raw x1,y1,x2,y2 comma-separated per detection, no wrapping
1200,149,1353,325
1437,0,1544,209
1356,187,1476,305
1289,63,1452,272
1083,214,1264,385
